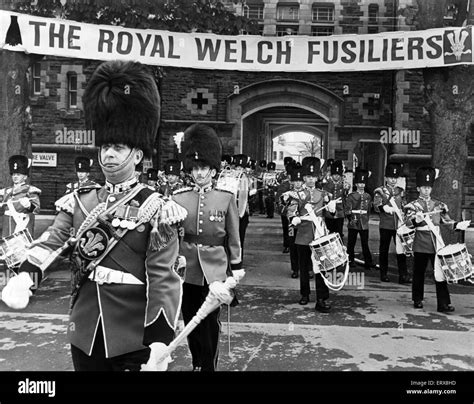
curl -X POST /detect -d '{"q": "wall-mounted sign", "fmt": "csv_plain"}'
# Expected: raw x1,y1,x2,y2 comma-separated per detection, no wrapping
32,152,57,167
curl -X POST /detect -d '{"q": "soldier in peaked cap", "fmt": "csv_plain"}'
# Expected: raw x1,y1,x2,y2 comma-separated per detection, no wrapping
171,123,242,371
0,155,41,238
323,160,350,241
373,162,411,284
2,60,185,372
159,159,184,197
404,167,469,313
65,156,99,195
287,157,337,312
345,168,376,270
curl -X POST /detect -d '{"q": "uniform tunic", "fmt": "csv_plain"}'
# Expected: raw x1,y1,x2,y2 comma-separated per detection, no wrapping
0,183,41,237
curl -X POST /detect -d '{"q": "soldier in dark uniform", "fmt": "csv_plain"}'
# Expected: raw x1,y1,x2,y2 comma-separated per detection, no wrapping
1,60,184,371
172,124,242,372
282,164,304,278
287,157,337,312
373,163,411,283
256,160,267,214
345,169,376,269
0,155,41,238
276,157,294,253
65,156,98,194
159,159,184,197
263,161,278,218
146,168,159,190
404,167,469,312
322,159,349,241
246,159,258,215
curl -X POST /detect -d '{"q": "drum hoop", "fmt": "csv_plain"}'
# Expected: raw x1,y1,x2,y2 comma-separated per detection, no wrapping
437,243,467,257
310,232,342,248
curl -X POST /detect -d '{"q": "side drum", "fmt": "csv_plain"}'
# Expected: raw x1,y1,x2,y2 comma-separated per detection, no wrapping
310,232,348,272
0,229,33,270
437,243,474,283
396,224,415,256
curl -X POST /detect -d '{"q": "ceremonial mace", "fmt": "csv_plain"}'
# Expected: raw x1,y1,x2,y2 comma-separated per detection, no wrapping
142,269,246,371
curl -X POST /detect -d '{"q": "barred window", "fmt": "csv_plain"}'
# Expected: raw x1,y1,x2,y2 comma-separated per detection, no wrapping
276,25,298,36
243,4,264,20
273,151,277,161
32,62,41,95
68,73,78,108
277,4,299,21
312,5,334,22
311,26,334,36
368,4,379,34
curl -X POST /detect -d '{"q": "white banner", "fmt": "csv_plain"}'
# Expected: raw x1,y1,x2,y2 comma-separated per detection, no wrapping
1,11,473,72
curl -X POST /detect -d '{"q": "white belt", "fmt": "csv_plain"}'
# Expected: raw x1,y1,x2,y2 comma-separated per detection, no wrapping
352,210,367,214
416,226,432,231
88,265,144,285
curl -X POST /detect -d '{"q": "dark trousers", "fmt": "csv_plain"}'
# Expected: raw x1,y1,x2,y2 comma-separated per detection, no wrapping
264,195,275,218
258,189,265,214
379,228,408,278
182,282,221,371
239,212,249,260
412,252,451,307
289,227,299,274
347,228,373,266
325,217,344,240
71,324,150,371
296,244,329,300
280,214,290,248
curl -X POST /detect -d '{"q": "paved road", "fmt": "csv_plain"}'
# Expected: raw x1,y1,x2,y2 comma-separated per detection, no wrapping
0,214,472,374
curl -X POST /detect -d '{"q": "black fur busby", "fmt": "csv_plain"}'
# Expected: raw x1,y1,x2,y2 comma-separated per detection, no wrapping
164,159,181,175
248,159,256,170
83,60,160,158
233,154,249,168
267,161,276,171
75,156,93,173
302,157,321,177
283,156,293,167
147,168,158,181
416,166,438,187
9,155,30,175
354,168,371,184
290,166,304,182
259,160,267,168
182,124,222,172
331,160,344,175
221,154,233,165
385,163,403,178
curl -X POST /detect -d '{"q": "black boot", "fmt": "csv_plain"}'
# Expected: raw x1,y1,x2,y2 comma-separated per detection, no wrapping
315,299,331,313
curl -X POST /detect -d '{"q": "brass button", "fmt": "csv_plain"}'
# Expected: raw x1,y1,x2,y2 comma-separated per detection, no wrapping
199,220,203,224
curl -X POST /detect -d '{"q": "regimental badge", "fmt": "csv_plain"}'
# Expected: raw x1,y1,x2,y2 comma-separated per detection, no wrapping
77,227,109,260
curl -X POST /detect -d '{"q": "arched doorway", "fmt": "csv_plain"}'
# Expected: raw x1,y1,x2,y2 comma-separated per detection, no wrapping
227,79,344,162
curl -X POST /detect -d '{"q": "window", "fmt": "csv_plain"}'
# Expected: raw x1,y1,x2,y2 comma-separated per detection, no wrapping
311,26,334,36
312,3,335,36
68,73,78,108
243,4,264,20
276,25,298,36
279,151,284,160
32,62,41,95
277,4,299,21
368,4,379,34
312,5,334,22
273,151,277,161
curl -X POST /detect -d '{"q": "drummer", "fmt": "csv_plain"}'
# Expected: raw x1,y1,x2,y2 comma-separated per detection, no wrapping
345,168,376,270
287,157,336,312
404,166,469,313
373,163,411,284
0,155,41,238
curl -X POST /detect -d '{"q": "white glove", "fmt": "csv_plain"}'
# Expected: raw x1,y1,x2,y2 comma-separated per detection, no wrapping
209,280,232,304
291,217,301,226
19,197,31,209
141,342,171,371
1,272,33,310
249,189,257,196
326,200,336,213
282,194,289,202
415,211,424,223
455,220,471,231
382,205,394,214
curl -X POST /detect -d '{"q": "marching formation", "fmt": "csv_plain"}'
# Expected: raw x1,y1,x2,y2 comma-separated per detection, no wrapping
0,60,472,373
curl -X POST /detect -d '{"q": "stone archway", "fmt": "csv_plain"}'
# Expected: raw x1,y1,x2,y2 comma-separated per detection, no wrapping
227,79,344,161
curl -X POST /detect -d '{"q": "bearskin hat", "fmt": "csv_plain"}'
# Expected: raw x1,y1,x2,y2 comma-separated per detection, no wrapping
267,161,276,171
221,154,233,165
75,156,93,173
416,166,438,187
83,60,160,158
331,160,344,175
385,163,403,178
302,157,322,177
182,124,222,172
9,155,30,175
354,168,371,184
147,168,158,181
233,154,249,168
164,159,181,175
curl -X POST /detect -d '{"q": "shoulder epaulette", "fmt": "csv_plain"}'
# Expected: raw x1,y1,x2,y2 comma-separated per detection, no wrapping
173,186,192,195
54,192,75,215
28,185,42,194
77,184,102,194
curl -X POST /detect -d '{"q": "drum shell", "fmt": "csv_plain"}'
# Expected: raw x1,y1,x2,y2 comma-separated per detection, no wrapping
310,233,348,272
